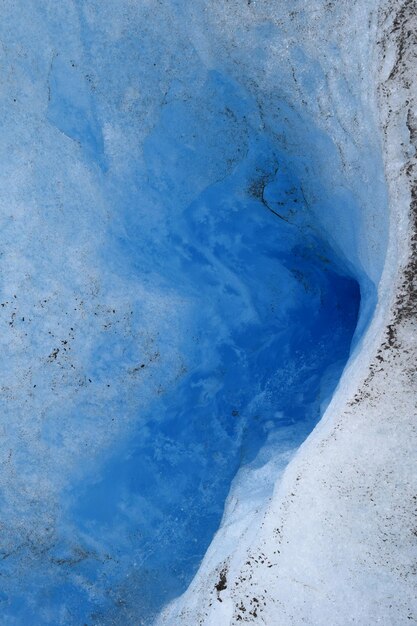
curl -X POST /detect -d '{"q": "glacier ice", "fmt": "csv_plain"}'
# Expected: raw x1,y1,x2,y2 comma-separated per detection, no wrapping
0,1,388,625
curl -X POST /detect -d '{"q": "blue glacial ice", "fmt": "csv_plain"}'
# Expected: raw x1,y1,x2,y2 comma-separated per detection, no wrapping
0,1,388,624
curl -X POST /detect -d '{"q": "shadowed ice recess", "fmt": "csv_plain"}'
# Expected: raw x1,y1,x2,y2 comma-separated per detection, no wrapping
0,2,388,625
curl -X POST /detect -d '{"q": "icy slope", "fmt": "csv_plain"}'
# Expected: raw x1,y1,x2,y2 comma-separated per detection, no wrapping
0,0,408,625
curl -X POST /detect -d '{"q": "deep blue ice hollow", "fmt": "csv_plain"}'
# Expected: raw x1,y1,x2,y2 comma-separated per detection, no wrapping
72,178,360,626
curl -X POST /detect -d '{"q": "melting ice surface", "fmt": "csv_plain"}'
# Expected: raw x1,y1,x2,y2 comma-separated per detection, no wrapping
0,1,387,625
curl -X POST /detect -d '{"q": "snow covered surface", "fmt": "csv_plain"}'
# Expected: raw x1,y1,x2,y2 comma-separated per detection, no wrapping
158,1,417,624
0,0,415,624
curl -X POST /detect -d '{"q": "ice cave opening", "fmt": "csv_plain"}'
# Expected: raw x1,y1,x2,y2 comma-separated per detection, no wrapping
0,2,388,625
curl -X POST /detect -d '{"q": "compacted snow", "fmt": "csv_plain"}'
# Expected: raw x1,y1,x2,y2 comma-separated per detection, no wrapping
0,0,415,625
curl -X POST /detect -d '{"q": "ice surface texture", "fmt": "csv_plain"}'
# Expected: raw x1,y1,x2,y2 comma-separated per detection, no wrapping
0,1,386,624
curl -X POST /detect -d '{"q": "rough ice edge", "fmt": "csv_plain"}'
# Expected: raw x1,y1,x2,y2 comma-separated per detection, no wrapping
156,0,417,623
